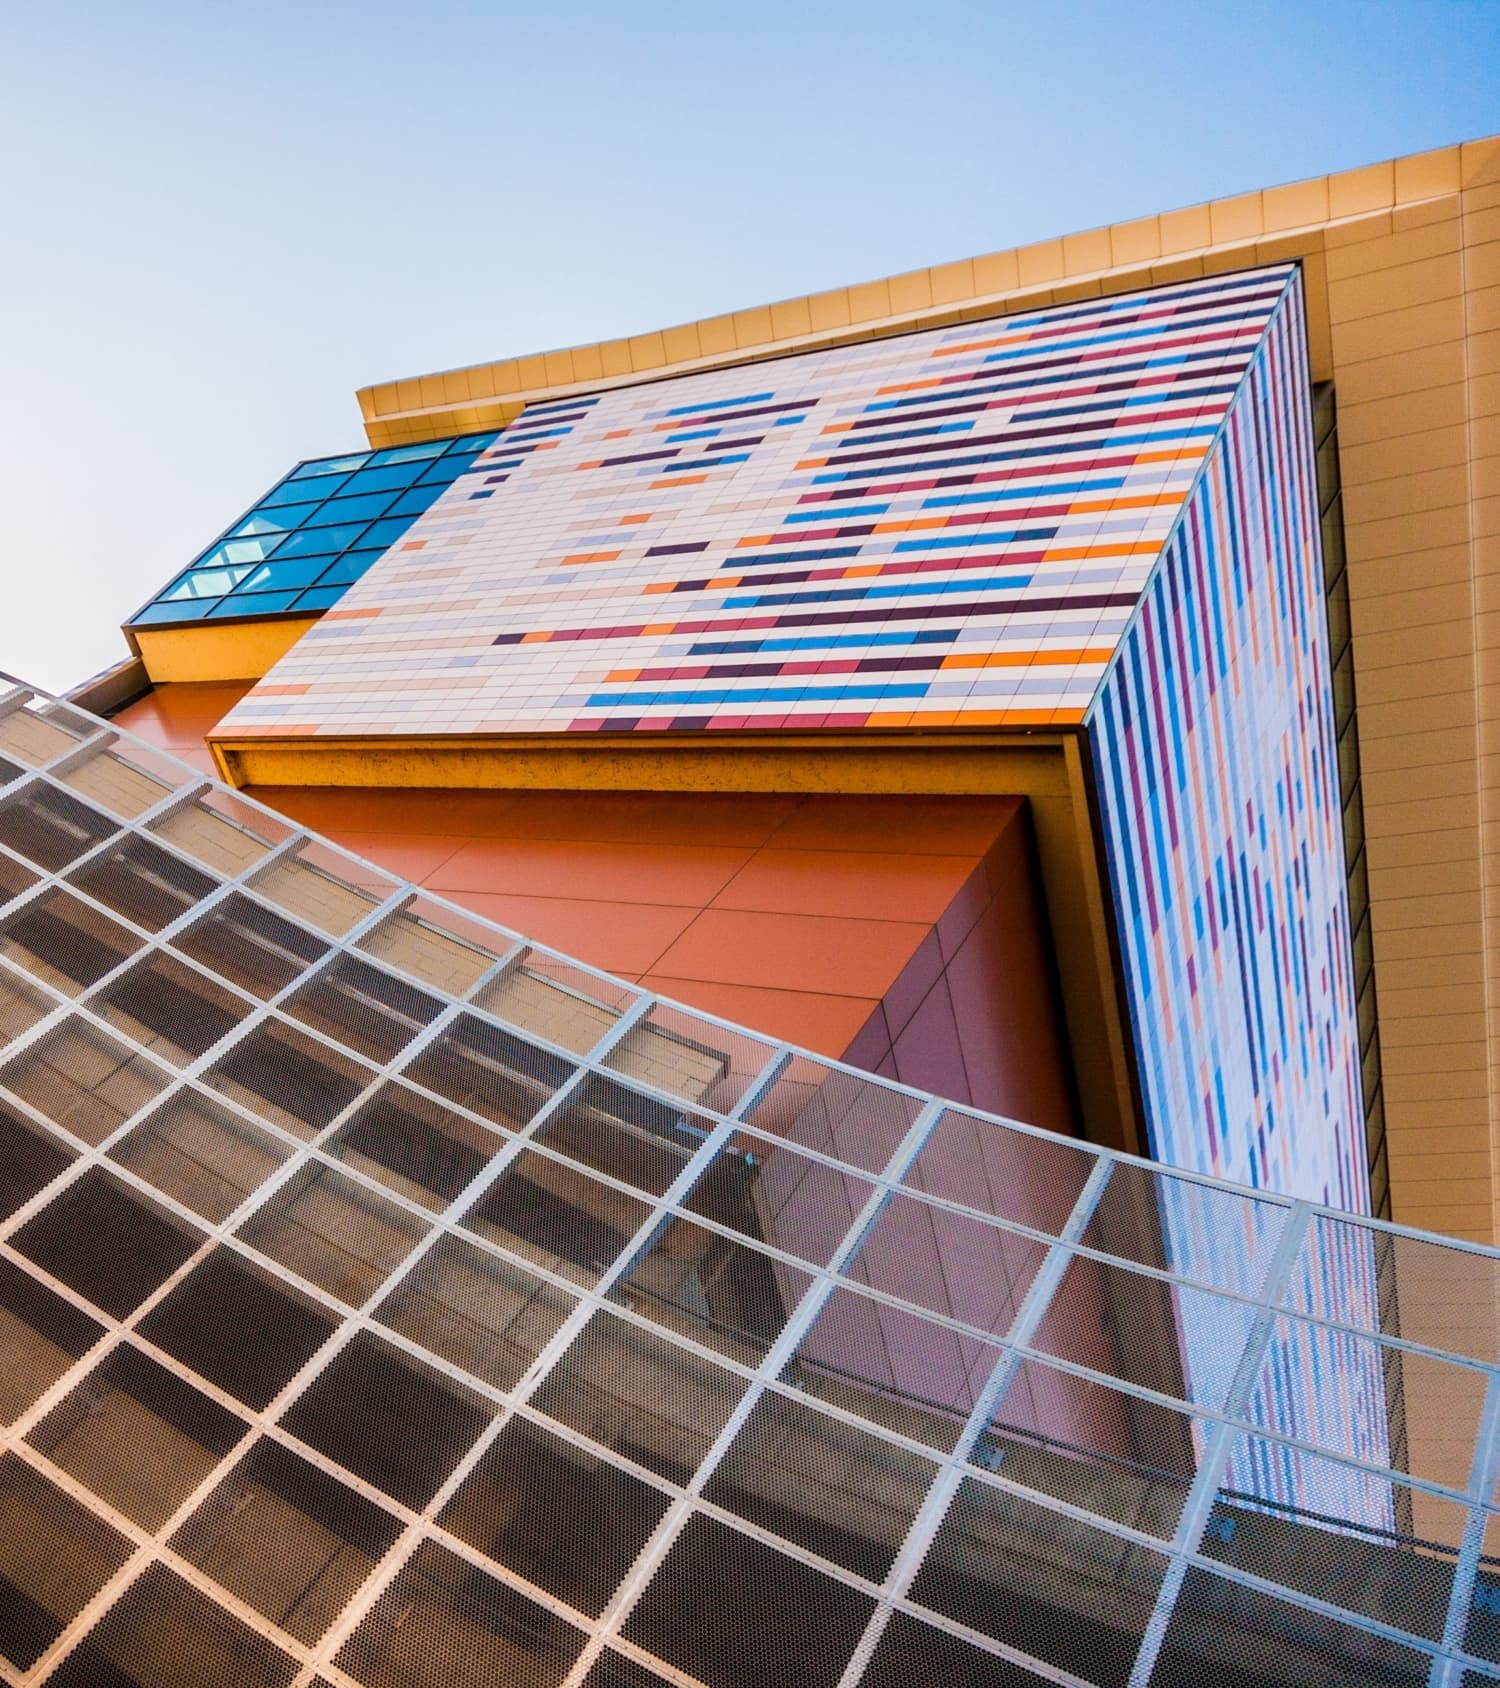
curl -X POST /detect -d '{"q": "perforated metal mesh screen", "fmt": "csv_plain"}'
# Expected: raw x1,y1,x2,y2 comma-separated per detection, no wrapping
0,671,1495,1688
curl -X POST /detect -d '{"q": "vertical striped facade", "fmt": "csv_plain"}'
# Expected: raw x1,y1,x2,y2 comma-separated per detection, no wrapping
1087,273,1364,1208
1086,274,1381,1501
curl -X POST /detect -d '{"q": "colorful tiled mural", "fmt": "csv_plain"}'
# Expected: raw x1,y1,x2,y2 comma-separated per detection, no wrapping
1087,275,1364,1211
217,265,1299,739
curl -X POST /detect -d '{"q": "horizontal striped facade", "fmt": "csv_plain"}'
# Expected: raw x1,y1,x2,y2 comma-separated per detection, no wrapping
217,266,1299,739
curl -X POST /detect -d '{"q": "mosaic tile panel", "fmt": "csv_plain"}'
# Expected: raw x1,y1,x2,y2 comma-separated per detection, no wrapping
216,266,1299,739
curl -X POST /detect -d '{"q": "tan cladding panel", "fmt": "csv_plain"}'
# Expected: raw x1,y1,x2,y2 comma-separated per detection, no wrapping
1326,144,1500,1246
355,140,1493,446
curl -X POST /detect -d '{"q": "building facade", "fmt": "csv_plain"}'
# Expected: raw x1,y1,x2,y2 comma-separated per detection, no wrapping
0,134,1493,1684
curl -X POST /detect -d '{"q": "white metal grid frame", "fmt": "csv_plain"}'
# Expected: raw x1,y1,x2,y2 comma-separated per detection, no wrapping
0,671,1490,1688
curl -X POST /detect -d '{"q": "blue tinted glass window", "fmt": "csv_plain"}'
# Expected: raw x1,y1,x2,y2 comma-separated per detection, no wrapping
131,428,483,627
260,475,349,507
274,524,370,559
195,537,284,569
357,516,415,551
417,452,480,485
290,453,369,480
316,550,382,586
337,463,424,496
367,441,445,466
232,504,322,537
387,484,443,519
292,586,348,612
133,599,216,625
315,491,396,524
208,591,302,616
164,566,254,601
237,558,337,592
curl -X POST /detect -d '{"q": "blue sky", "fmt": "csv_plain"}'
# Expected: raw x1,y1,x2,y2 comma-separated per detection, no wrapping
2,0,1497,690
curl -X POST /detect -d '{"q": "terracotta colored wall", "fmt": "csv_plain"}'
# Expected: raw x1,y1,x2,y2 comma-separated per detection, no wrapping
844,812,1078,1134
113,685,1077,1135
112,687,1066,1089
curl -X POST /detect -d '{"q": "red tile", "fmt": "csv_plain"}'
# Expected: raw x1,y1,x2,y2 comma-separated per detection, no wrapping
878,928,945,1044
636,975,880,1057
947,901,1078,1136
652,908,930,999
840,1005,893,1073
935,862,994,962
766,794,1022,856
440,891,697,977
890,974,973,1106
713,847,977,923
426,838,753,907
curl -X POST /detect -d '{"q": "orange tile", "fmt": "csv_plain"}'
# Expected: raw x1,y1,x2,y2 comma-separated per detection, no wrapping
636,975,882,1058
426,837,753,907
115,681,254,751
652,908,931,999
767,794,1023,856
713,848,978,924
446,891,698,977
319,830,470,884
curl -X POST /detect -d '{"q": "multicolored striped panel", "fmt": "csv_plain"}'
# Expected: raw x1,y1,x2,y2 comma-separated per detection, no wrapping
1087,273,1365,1212
218,264,1300,739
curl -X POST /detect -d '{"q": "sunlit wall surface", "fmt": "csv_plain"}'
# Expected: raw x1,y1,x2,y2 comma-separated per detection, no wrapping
128,432,499,627
0,677,1493,1687
1087,276,1363,1212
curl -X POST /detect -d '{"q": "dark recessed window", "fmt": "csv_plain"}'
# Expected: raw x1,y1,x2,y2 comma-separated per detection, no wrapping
533,1074,709,1197
283,954,443,1065
171,1437,402,1646
280,1332,494,1511
173,892,327,998
0,886,141,994
10,1167,202,1320
28,1344,246,1530
46,1563,299,1688
0,1096,74,1219
0,1452,134,1671
90,952,250,1065
865,1611,1058,1687
0,783,116,872
334,1539,584,1688
621,1512,874,1688
0,1255,104,1426
66,834,217,932
458,1148,653,1288
439,1416,672,1617
329,1082,503,1211
203,1018,371,1138
906,1476,1166,1688
402,1012,569,1133
138,1246,338,1411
